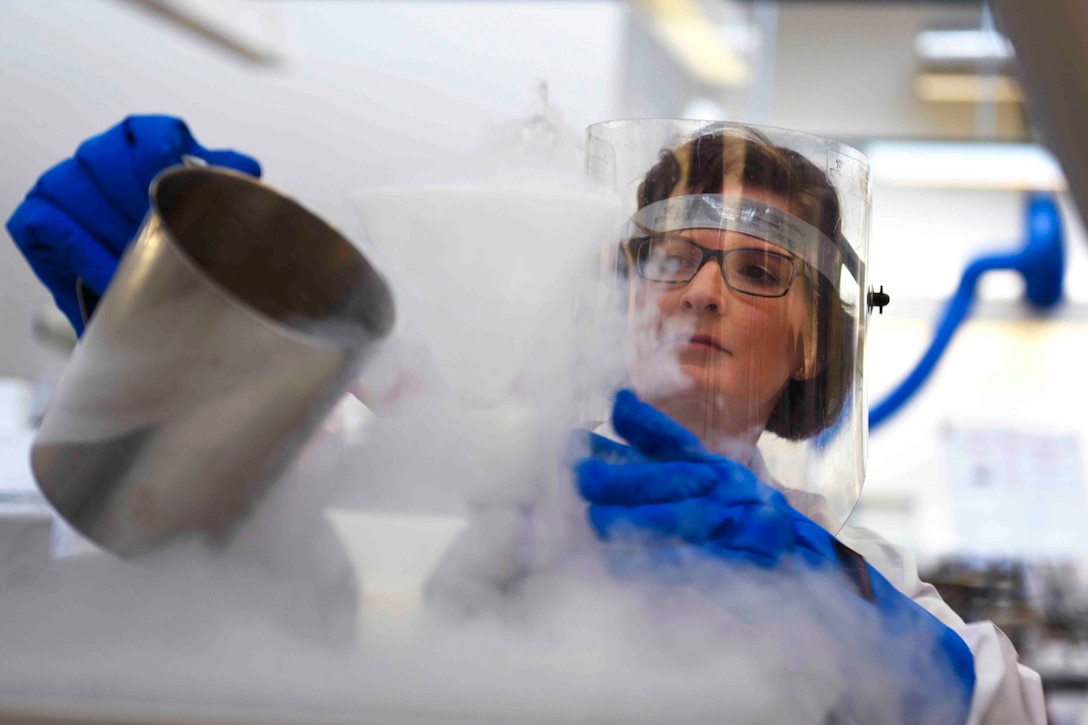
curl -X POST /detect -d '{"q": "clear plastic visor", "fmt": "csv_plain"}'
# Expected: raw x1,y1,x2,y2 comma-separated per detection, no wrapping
580,119,871,533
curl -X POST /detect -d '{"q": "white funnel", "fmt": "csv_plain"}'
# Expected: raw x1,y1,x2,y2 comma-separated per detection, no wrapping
351,186,620,406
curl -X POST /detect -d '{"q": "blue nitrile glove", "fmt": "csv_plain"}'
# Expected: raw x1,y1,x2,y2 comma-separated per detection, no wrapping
573,389,976,723
6,115,261,335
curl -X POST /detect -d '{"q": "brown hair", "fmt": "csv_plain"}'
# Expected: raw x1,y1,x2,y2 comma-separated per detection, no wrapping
634,126,855,440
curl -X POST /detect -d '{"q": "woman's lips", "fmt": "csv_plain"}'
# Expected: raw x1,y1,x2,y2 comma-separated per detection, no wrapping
687,335,730,354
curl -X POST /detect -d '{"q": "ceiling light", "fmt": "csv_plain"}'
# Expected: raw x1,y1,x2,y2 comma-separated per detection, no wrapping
633,0,749,86
915,29,1014,63
865,141,1065,191
915,73,1023,103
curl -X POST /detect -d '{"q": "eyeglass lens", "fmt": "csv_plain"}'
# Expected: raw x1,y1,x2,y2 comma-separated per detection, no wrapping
635,237,796,297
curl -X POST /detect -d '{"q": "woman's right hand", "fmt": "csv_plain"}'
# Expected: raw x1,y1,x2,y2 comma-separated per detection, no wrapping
571,389,976,724
6,115,261,335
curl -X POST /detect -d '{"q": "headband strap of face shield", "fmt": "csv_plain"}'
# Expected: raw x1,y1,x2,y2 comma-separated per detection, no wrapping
626,195,863,287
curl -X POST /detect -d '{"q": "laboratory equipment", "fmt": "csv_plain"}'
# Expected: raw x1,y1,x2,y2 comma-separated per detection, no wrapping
30,166,394,556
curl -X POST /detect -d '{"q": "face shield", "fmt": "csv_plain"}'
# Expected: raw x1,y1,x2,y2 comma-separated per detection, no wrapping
580,119,871,533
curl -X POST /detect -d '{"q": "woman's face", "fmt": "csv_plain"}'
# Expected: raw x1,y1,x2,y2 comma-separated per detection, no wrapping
626,188,817,435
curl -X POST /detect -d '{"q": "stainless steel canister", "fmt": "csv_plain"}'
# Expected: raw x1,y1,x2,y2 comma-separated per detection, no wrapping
31,166,395,556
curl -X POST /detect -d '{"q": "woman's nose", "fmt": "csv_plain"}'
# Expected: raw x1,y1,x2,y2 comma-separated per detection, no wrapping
680,261,729,313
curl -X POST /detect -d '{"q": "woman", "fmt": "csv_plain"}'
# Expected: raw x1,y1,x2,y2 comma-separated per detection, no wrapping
576,121,1045,724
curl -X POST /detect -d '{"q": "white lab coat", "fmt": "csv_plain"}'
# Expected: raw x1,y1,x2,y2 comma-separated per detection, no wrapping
838,525,1046,725
746,438,1047,725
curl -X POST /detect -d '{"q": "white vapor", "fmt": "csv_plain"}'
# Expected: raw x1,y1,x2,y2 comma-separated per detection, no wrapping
0,104,965,725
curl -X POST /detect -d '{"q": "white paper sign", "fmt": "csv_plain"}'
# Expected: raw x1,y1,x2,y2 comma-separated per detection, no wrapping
943,425,1088,557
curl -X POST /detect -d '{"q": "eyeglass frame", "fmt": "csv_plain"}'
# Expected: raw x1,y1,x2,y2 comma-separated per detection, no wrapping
624,235,811,299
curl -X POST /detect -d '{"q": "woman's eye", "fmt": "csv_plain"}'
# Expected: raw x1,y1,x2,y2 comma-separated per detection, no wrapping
738,264,780,285
662,254,687,270
646,245,693,275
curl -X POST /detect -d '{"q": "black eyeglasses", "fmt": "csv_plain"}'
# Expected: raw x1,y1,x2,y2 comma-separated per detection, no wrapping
627,236,804,298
